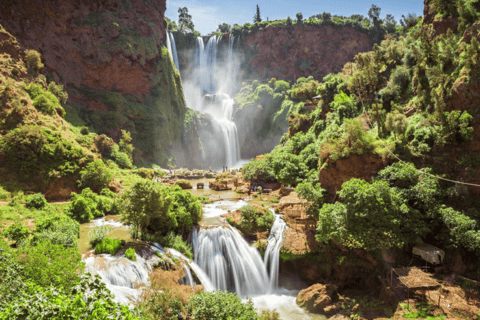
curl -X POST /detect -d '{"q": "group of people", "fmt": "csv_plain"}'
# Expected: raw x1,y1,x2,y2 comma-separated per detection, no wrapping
247,183,260,195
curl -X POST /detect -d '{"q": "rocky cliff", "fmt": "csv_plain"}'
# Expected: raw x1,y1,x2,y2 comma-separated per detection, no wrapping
0,0,186,165
244,25,372,82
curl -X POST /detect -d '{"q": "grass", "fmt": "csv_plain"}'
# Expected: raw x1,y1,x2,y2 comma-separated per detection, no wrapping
401,302,446,320
125,247,136,261
94,237,123,255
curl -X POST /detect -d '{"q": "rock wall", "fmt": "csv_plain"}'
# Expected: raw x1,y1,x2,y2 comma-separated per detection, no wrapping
0,0,187,165
244,25,372,81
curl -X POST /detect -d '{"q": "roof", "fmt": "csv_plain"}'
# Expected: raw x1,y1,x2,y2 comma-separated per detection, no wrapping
412,243,445,264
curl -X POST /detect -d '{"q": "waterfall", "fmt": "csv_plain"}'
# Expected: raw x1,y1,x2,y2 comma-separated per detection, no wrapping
192,226,271,297
169,32,180,71
264,211,288,291
204,35,218,93
165,31,179,71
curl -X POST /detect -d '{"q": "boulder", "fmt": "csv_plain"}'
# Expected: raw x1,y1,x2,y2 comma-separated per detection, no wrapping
296,283,338,314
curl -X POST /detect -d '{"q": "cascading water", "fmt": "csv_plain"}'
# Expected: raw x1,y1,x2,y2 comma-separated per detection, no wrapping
182,34,243,169
264,210,288,291
166,31,179,71
191,205,287,298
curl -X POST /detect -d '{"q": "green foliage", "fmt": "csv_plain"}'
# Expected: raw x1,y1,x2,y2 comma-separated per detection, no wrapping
242,158,276,182
178,7,195,33
78,159,113,192
16,240,84,292
25,83,63,115
186,291,258,320
119,129,134,162
94,237,122,255
32,215,80,248
125,247,136,261
89,225,113,247
47,81,68,104
159,232,192,259
25,193,48,209
0,249,137,319
24,49,44,72
68,188,114,223
233,205,275,234
119,180,202,239
259,310,280,320
317,176,430,250
4,221,30,245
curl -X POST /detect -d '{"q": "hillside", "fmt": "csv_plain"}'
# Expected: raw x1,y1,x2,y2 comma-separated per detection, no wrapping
241,0,480,281
0,0,185,166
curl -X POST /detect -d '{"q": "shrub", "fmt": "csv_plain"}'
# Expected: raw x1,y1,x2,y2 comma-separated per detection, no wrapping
32,215,80,248
125,247,136,261
259,310,280,320
24,49,44,71
94,237,122,255
78,159,113,192
80,126,90,135
26,83,62,115
233,205,275,234
187,291,257,320
68,193,94,222
242,158,276,182
175,179,193,189
135,168,155,180
89,225,113,247
47,81,68,104
25,193,48,209
4,222,30,245
159,232,192,259
16,240,84,292
111,148,133,169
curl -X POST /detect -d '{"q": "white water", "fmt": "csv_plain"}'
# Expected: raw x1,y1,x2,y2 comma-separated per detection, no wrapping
264,210,288,292
181,34,243,169
169,32,180,71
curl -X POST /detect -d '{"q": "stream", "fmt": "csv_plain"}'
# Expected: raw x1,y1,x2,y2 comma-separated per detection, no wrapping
79,182,325,319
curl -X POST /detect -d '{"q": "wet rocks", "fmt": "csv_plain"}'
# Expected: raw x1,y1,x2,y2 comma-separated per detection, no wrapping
296,283,338,314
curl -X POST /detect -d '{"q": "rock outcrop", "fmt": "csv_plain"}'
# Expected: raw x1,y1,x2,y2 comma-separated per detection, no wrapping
296,283,338,314
244,26,372,81
0,0,186,165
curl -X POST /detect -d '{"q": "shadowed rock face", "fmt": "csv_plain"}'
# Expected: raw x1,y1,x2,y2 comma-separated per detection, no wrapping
0,0,166,97
244,25,372,82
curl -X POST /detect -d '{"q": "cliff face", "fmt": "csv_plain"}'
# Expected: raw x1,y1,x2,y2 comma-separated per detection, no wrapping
244,26,372,81
0,0,186,165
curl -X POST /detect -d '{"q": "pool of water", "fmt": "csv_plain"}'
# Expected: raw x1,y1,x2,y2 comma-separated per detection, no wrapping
79,216,133,254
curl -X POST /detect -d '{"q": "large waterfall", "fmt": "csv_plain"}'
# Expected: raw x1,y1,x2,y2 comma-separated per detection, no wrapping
179,34,243,169
166,31,179,71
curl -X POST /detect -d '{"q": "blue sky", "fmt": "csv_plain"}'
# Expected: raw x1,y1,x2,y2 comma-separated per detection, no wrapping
165,0,425,35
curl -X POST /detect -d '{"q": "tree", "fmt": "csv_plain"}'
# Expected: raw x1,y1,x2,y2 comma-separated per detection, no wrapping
217,23,231,33
384,14,397,33
296,12,303,24
253,5,262,23
368,4,381,26
119,129,134,162
178,7,194,33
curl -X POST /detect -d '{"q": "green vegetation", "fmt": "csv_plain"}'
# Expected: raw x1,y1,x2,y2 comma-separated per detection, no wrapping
32,215,80,248
89,225,113,247
68,188,117,223
186,291,258,320
119,179,202,238
125,247,136,261
25,193,48,209
230,205,275,234
159,231,193,259
94,237,123,255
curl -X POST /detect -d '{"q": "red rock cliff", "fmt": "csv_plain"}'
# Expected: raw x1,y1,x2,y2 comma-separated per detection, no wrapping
244,26,372,81
0,0,166,97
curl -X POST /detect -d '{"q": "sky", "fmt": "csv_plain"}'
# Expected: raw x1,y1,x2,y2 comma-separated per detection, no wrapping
165,0,425,35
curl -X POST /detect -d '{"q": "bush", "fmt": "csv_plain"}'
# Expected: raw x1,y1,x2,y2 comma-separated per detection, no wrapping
32,215,80,248
119,180,202,238
80,126,90,135
4,222,30,245
175,179,192,189
135,168,155,180
186,291,258,320
24,49,44,71
159,232,192,259
78,159,113,192
125,247,136,261
47,81,68,104
89,225,113,247
233,205,275,234
16,240,84,292
68,193,94,222
242,158,276,183
94,237,122,255
25,193,48,209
